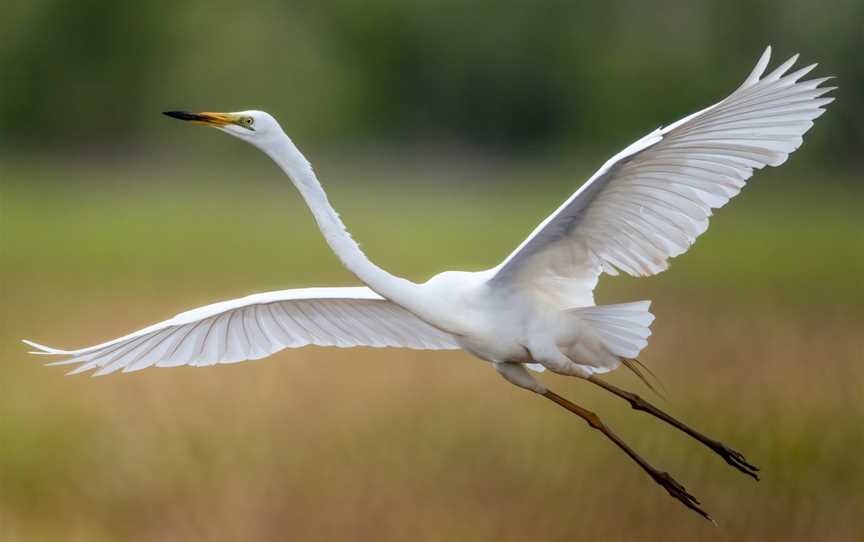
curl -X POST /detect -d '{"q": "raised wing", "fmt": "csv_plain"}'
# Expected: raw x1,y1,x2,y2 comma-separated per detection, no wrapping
490,47,834,292
24,287,460,375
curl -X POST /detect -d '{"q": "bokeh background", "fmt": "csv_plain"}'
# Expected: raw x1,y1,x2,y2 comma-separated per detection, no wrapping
2,1,863,540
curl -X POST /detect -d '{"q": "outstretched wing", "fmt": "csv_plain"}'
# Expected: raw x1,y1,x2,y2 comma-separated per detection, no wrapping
490,47,834,293
24,287,460,375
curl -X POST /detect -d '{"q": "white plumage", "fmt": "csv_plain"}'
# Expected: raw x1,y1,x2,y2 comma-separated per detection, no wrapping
491,47,834,291
25,46,832,520
25,47,833,386
25,288,459,376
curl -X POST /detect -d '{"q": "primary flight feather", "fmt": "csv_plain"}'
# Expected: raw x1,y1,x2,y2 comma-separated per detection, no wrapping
25,47,833,521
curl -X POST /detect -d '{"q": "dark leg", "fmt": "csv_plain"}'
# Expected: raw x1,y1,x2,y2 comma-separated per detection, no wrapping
543,389,714,522
588,375,759,480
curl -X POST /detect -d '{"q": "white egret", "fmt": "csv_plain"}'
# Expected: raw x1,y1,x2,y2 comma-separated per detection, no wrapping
25,47,833,520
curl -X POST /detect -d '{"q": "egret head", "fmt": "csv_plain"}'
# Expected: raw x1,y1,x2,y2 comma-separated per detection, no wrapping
162,110,283,149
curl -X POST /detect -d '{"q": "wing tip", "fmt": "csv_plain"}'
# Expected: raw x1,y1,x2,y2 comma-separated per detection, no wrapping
22,339,67,355
23,339,108,375
739,45,773,91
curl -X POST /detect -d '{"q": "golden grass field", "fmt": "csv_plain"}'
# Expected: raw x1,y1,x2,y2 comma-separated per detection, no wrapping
2,159,862,540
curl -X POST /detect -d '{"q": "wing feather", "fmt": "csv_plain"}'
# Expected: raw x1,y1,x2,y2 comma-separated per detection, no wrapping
24,287,460,375
490,47,834,292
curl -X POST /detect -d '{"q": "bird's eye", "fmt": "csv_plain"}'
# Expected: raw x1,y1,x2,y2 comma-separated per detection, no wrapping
244,117,253,125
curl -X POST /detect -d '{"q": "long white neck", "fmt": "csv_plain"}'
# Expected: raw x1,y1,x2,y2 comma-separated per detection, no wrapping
264,133,424,313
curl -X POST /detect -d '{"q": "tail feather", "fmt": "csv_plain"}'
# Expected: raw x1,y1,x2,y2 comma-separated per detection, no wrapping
557,301,656,376
572,301,654,359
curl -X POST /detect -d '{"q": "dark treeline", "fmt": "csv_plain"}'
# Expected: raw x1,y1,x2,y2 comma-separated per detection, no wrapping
2,0,861,166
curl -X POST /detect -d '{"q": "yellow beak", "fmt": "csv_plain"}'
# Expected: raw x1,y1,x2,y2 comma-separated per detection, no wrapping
162,110,237,127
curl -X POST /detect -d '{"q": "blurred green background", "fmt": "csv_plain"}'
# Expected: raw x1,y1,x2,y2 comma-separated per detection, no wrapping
1,1,863,540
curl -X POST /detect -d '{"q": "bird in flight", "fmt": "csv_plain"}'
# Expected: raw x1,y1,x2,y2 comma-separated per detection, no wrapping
25,47,833,521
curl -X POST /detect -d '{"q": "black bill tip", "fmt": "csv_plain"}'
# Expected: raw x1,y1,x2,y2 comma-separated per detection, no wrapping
163,110,203,121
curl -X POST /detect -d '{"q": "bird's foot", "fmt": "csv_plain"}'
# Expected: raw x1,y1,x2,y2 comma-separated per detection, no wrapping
651,470,714,524
708,441,760,480
588,376,759,481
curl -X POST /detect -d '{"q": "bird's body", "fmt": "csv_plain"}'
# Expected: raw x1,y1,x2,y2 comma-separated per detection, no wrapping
25,47,833,520
422,270,546,365
420,269,623,379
